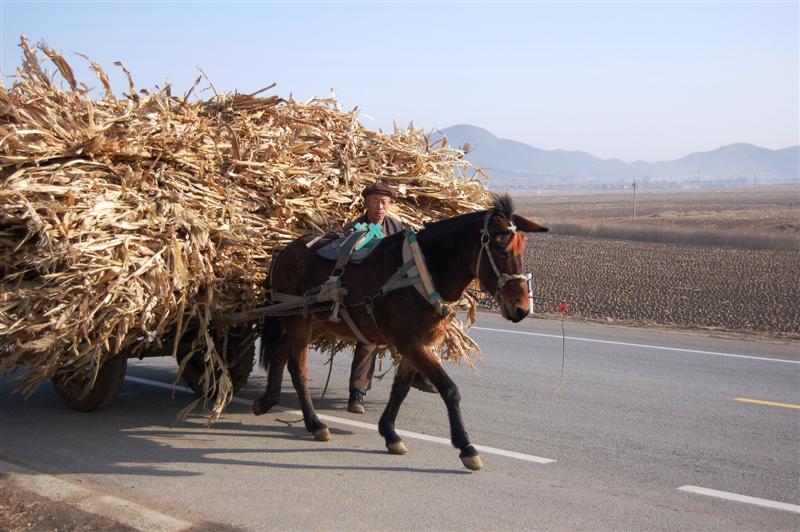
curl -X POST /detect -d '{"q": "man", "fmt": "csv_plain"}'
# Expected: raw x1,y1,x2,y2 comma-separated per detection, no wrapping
345,181,436,414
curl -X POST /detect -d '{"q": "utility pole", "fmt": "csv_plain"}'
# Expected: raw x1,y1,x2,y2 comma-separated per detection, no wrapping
632,179,637,221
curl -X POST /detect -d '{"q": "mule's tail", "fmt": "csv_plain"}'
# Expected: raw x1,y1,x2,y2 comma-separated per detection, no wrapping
253,316,286,417
258,316,285,372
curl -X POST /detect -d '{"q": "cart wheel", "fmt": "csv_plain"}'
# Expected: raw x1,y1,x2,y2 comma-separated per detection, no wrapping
51,355,128,412
180,327,256,398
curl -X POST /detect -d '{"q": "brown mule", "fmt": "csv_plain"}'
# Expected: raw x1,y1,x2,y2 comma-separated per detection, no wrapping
253,195,547,470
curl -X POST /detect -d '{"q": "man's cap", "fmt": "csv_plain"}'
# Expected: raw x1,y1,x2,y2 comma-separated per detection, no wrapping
361,181,395,199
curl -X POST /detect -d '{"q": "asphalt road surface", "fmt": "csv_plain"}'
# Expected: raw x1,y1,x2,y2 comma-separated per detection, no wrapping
2,314,798,531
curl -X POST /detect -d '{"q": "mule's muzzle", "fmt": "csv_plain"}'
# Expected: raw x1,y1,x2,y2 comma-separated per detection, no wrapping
500,300,529,323
498,277,531,323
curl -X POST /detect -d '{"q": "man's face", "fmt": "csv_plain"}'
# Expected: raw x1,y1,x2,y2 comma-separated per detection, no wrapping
365,193,391,223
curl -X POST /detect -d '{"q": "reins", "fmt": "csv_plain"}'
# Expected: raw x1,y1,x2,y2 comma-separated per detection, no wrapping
474,215,570,395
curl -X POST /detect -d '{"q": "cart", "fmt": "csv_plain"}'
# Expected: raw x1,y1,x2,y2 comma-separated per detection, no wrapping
49,280,345,412
51,324,258,412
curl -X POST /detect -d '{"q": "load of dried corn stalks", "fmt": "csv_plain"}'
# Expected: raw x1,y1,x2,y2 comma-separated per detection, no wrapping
0,37,491,420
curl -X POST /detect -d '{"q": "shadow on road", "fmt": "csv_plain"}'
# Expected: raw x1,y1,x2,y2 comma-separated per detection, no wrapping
0,363,468,479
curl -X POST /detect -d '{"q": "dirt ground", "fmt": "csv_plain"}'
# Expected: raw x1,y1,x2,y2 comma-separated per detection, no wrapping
0,475,134,532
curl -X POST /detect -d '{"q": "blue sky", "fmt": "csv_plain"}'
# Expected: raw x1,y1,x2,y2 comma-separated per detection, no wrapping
1,1,797,162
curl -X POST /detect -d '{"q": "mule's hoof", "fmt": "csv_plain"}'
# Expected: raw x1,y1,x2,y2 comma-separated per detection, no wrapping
313,427,332,442
254,398,277,416
386,441,408,455
460,454,484,471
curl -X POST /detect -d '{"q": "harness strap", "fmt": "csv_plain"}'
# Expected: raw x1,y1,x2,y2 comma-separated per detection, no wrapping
305,235,324,248
399,228,454,317
270,291,304,303
377,259,416,295
353,222,385,251
331,231,364,277
404,229,438,301
339,307,372,344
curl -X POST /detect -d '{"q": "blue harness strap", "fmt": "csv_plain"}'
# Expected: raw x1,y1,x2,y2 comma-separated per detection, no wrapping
353,222,385,251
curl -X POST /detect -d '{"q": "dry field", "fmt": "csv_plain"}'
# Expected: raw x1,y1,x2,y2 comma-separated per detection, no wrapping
512,186,800,338
515,186,800,234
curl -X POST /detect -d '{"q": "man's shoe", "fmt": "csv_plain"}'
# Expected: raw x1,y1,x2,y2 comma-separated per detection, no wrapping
347,389,366,414
410,375,437,394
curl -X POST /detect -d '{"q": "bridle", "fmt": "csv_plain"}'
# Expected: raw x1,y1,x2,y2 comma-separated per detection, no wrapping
476,211,529,305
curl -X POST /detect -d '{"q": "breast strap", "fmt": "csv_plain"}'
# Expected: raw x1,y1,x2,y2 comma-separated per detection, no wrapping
379,228,454,317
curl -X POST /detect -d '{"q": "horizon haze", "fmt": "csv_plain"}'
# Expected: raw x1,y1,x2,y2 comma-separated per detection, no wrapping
438,124,799,189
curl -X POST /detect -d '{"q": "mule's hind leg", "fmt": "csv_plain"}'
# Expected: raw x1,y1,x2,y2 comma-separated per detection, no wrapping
400,343,483,471
378,360,415,455
253,340,288,416
284,317,331,442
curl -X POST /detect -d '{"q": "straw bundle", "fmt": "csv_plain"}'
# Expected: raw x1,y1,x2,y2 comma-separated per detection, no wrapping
0,38,490,419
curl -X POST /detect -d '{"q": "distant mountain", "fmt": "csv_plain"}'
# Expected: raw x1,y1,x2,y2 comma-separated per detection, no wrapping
650,143,800,176
437,125,799,185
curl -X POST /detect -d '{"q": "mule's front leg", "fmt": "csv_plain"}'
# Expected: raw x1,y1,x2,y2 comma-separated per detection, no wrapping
378,361,415,455
399,344,483,471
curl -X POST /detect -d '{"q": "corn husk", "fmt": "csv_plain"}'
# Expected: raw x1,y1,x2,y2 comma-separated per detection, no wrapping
0,37,490,420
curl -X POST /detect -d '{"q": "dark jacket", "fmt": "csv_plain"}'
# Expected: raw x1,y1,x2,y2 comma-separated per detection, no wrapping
345,213,404,237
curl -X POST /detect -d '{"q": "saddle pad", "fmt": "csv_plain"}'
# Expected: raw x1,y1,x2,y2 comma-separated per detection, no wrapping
315,230,384,264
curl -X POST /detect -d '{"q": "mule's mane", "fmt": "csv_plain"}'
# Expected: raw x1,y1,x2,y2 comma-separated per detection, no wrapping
491,194,526,254
420,194,516,240
491,194,515,219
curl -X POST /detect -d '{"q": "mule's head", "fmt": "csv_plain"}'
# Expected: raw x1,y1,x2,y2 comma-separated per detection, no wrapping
477,195,548,323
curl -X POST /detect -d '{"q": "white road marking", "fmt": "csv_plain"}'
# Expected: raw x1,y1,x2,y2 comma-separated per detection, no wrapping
678,485,800,514
124,376,557,465
472,326,800,365
0,460,193,531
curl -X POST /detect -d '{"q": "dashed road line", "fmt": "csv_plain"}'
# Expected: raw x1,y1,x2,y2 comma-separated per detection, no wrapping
124,375,557,465
678,485,800,514
734,397,800,410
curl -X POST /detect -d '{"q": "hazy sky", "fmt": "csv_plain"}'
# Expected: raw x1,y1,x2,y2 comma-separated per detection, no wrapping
1,1,797,162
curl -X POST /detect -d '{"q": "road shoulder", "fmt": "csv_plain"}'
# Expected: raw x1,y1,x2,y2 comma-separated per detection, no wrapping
0,459,198,532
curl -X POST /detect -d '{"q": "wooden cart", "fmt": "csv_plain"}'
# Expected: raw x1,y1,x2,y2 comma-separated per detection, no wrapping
51,324,258,412
50,285,342,412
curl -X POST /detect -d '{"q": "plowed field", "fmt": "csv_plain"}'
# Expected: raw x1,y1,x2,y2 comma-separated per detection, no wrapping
523,235,800,337
512,187,800,338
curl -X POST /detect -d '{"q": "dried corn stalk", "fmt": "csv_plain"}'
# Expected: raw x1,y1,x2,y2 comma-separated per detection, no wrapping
0,37,491,420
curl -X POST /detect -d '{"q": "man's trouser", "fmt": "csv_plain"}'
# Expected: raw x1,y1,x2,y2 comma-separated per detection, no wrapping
349,343,377,393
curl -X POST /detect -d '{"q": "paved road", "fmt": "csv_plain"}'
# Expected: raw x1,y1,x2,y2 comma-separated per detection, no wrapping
2,314,798,530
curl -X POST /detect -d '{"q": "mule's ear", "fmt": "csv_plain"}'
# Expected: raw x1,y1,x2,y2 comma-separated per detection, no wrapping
512,214,549,233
